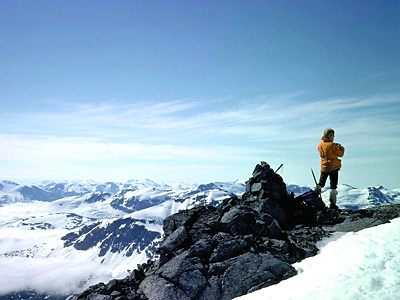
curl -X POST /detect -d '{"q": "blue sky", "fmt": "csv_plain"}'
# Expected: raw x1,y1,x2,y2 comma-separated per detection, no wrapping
0,0,399,188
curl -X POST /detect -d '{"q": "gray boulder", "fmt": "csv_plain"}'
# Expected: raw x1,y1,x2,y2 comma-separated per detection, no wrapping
220,252,296,299
159,225,189,255
139,275,191,300
220,206,257,235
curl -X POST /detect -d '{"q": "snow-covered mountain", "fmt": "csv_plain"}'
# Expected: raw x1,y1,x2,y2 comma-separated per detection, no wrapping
0,179,399,298
286,184,313,196
285,183,400,209
320,184,400,210
0,179,246,297
0,180,24,204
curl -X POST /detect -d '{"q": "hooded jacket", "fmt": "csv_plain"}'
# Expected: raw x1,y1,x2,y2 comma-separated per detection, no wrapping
318,136,345,173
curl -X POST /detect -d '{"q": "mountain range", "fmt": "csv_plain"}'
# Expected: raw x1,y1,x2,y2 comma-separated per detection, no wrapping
0,178,399,299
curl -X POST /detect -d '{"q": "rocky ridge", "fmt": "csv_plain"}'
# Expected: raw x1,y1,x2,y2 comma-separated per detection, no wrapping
76,162,400,300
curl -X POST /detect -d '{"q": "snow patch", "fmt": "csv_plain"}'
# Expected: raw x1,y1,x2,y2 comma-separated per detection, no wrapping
236,218,400,300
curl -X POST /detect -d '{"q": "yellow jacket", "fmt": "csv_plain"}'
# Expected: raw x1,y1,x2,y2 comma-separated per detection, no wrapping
318,136,345,172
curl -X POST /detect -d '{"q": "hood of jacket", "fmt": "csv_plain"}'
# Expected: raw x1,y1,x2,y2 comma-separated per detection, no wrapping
321,136,331,142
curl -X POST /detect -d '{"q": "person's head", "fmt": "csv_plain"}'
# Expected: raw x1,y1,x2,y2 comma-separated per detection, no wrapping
323,128,335,141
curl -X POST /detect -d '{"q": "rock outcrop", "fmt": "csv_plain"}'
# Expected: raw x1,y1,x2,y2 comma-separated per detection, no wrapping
76,162,400,300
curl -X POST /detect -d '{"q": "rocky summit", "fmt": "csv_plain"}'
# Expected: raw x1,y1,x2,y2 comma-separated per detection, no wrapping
76,162,400,300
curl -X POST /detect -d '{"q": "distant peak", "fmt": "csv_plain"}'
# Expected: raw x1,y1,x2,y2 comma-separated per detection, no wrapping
1,180,19,186
340,184,357,189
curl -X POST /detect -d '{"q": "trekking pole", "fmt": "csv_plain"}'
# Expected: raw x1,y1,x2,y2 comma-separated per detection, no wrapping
311,168,318,187
275,164,283,173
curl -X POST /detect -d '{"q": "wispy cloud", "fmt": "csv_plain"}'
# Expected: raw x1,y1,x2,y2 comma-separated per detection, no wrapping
0,134,266,163
2,93,397,140
364,69,399,80
1,92,398,185
2,93,399,153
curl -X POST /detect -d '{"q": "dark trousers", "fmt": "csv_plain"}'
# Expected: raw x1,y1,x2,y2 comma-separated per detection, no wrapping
318,169,339,189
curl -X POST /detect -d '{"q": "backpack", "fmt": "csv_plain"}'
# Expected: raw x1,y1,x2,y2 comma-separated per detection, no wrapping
297,189,326,212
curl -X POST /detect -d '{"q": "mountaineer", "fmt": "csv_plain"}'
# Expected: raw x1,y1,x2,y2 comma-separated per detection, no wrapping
317,128,345,210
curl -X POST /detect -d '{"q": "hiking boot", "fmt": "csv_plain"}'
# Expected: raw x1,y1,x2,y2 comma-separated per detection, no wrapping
329,189,338,210
314,184,322,192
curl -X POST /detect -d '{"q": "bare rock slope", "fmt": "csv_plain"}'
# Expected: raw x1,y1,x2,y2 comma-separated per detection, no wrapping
77,163,400,300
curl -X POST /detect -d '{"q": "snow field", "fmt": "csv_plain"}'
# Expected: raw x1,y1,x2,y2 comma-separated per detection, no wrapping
236,218,400,300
